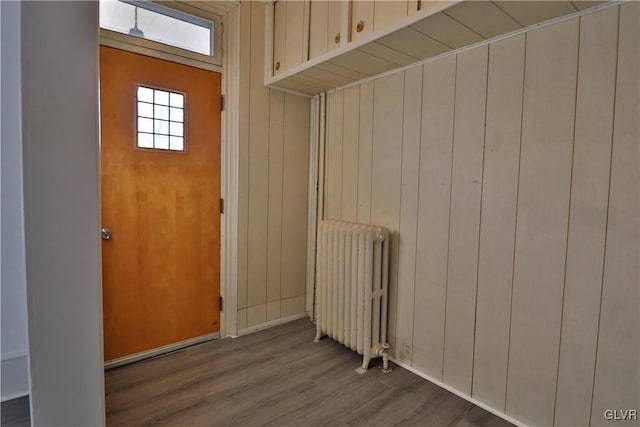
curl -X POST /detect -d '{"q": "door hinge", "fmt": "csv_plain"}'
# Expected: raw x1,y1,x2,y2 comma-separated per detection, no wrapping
221,94,225,112
220,198,224,214
219,296,223,311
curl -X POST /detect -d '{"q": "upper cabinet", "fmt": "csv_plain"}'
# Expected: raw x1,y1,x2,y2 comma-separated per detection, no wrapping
351,1,417,42
266,0,607,95
272,0,310,76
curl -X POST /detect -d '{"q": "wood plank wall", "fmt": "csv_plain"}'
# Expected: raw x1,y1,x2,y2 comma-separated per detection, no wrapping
238,1,311,330
322,4,639,426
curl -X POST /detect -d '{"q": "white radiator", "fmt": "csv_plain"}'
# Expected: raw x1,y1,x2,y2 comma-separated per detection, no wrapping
314,220,392,373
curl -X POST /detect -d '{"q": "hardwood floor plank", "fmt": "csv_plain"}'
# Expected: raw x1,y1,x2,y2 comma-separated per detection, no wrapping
104,318,513,426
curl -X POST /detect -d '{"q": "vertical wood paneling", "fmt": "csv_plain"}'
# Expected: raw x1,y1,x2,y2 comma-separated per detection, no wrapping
591,2,640,423
284,0,305,70
554,7,618,427
239,2,310,327
412,56,456,378
267,301,281,322
247,303,267,328
395,66,422,364
237,0,251,310
281,94,310,300
326,91,343,219
309,0,329,60
267,91,285,303
443,45,488,395
341,86,360,222
506,19,579,426
351,1,374,42
370,72,404,351
247,1,270,308
472,34,525,410
273,1,286,75
318,7,634,426
356,81,374,224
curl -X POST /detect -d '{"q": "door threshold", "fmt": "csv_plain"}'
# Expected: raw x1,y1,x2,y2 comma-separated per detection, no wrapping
104,331,221,369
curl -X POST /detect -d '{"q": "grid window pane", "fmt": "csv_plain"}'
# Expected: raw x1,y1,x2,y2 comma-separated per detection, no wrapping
170,93,184,108
170,107,183,122
138,102,153,118
170,122,183,137
138,86,154,103
154,105,169,120
154,119,169,135
138,117,153,133
155,90,169,105
138,132,154,148
155,135,169,150
170,137,184,151
136,85,185,152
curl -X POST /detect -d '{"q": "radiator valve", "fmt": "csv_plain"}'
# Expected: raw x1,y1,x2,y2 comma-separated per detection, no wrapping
376,343,392,374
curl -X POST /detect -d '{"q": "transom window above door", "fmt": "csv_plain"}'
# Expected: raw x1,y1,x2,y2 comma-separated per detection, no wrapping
98,0,222,70
100,0,213,56
136,85,185,152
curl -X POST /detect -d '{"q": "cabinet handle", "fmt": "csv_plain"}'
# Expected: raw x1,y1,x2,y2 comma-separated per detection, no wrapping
356,21,365,33
275,61,281,71
335,33,341,44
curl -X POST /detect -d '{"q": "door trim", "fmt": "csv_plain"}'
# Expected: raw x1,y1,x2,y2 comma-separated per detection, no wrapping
104,332,221,369
219,2,240,338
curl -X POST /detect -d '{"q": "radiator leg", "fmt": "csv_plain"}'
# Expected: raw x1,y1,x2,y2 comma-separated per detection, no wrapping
356,355,372,374
314,325,324,342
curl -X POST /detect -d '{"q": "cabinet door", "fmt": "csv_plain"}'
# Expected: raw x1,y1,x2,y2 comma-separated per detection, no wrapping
273,0,286,75
327,0,344,52
351,1,374,42
273,0,310,75
351,0,410,42
374,0,408,30
309,0,329,59
285,0,308,70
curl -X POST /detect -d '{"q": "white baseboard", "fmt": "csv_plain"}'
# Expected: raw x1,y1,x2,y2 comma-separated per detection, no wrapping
389,357,527,427
237,313,309,337
1,354,30,402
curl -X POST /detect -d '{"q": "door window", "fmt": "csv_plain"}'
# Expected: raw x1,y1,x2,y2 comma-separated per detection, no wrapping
136,85,185,152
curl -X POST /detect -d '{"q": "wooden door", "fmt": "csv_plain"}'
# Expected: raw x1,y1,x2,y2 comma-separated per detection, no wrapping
100,47,221,361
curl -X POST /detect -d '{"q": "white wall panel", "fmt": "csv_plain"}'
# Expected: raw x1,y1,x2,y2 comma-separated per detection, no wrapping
472,34,525,411
506,18,579,426
442,45,488,395
412,56,456,379
554,7,618,427
590,3,640,424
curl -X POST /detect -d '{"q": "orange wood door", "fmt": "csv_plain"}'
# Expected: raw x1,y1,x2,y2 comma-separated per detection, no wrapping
100,47,221,361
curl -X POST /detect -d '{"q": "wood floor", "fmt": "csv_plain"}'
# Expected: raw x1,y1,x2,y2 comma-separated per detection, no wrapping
0,320,514,426
105,318,513,426
0,396,30,427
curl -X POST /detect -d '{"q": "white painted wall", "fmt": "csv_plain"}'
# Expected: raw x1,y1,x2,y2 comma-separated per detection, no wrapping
0,0,31,403
21,2,105,425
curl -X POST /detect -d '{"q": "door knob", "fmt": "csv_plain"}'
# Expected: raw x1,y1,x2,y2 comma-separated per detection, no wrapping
101,228,112,240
